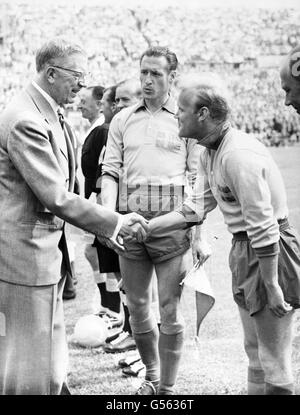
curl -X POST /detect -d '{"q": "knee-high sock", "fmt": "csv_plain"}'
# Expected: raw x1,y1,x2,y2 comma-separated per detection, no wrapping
123,304,132,334
106,291,121,314
133,326,160,386
97,283,108,309
106,274,121,314
158,331,184,395
247,367,265,395
120,289,132,334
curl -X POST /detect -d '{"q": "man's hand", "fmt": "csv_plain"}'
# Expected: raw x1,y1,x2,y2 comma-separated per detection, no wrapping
119,213,149,243
97,235,125,254
266,282,293,318
192,238,212,266
258,254,293,318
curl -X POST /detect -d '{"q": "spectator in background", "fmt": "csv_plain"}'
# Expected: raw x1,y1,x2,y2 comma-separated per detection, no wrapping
1,4,300,144
79,85,105,198
115,78,142,111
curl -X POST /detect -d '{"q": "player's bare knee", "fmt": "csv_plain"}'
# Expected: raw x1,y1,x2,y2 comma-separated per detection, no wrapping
130,313,157,334
160,304,185,335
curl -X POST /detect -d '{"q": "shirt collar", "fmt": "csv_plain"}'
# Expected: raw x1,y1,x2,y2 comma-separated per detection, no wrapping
90,114,105,129
84,114,105,139
134,95,176,115
31,81,60,115
201,121,232,151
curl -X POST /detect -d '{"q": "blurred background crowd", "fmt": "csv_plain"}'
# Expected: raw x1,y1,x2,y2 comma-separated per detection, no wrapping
0,1,300,146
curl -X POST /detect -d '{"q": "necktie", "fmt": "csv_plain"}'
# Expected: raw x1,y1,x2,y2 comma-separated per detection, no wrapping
57,109,76,190
57,108,78,152
57,109,65,129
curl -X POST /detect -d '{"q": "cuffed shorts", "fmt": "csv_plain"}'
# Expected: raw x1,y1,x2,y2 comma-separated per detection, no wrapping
229,218,300,315
118,184,192,263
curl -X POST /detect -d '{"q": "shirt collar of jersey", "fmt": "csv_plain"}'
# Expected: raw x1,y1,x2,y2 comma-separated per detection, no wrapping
134,94,176,115
200,121,232,151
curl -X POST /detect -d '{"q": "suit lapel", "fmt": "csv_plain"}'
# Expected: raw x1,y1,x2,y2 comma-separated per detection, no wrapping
26,84,69,161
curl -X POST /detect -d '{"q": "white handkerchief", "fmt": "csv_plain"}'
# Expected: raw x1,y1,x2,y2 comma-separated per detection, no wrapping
181,261,215,336
181,261,214,297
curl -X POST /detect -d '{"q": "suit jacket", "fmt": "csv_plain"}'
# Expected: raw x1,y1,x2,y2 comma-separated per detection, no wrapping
0,83,119,286
81,123,109,198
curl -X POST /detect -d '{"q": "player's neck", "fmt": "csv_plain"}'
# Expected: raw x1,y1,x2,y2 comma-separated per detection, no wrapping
145,93,169,114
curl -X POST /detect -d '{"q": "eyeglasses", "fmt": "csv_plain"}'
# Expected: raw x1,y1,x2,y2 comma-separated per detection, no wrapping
50,65,89,86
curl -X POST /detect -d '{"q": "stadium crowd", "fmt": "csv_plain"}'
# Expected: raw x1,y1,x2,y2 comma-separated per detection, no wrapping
0,2,300,145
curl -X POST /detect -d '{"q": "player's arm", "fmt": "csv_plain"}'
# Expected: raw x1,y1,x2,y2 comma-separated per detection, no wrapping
99,116,123,211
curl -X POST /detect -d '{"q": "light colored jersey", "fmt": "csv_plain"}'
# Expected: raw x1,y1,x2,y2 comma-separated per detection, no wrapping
184,127,288,249
102,97,199,188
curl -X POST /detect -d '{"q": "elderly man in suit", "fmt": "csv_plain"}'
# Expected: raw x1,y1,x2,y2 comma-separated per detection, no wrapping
0,38,148,395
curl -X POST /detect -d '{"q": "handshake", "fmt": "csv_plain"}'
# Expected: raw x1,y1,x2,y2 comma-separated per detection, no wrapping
118,212,150,243
98,212,150,252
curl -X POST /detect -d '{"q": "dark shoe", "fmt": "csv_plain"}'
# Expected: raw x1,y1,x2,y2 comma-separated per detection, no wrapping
104,331,136,353
135,380,157,395
118,353,141,368
63,289,76,300
60,382,72,395
63,271,76,300
70,262,78,285
122,360,145,377
105,328,123,343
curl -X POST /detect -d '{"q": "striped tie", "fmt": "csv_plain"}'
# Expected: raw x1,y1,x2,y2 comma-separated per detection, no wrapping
57,109,79,193
57,109,76,150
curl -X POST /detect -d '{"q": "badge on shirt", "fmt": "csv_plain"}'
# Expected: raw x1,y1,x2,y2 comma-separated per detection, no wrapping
155,131,182,152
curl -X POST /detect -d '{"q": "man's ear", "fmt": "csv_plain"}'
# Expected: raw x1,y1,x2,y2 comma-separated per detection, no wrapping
169,70,177,84
197,106,209,122
290,51,300,80
96,99,102,110
45,67,56,84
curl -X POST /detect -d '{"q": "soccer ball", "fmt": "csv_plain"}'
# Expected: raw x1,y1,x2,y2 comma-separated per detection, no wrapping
72,314,108,347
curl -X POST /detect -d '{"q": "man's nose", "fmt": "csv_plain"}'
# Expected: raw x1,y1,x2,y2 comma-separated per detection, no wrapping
144,74,152,84
285,96,291,107
78,80,86,89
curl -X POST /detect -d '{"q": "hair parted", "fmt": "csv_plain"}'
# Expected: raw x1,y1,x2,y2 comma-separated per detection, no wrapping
35,38,86,72
140,45,178,72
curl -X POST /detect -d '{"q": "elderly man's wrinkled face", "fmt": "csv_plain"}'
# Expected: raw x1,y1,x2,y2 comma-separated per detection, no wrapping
280,64,300,115
115,84,140,110
176,89,201,139
49,53,88,106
